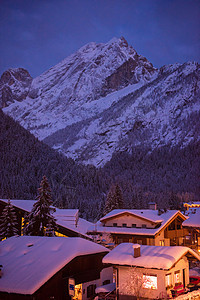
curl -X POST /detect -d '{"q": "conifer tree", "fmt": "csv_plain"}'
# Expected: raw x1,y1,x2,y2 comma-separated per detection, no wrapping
0,199,18,240
24,176,57,236
104,183,124,215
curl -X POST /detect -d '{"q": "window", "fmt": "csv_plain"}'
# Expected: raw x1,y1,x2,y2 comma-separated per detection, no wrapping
160,240,164,246
132,224,136,228
122,223,127,227
142,224,147,228
113,223,117,227
143,274,157,289
165,273,171,287
174,271,180,284
87,284,96,298
55,231,67,237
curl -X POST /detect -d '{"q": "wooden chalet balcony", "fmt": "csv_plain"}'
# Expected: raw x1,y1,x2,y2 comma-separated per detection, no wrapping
164,228,188,239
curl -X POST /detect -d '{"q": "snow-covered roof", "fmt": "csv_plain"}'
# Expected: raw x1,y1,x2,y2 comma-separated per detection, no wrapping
0,199,36,213
100,209,164,223
89,210,186,237
183,209,200,227
0,236,108,295
0,199,93,238
103,243,200,270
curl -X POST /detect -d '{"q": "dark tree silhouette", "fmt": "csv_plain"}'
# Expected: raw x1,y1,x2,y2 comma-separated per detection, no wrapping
104,183,124,215
24,176,57,236
0,199,18,239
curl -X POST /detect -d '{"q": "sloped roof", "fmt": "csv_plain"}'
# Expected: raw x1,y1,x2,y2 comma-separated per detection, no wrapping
0,236,108,295
183,208,200,227
0,199,92,238
100,209,164,223
88,210,186,237
103,243,200,270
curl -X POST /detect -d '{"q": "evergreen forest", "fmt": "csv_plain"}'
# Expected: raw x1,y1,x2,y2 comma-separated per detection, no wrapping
0,109,199,221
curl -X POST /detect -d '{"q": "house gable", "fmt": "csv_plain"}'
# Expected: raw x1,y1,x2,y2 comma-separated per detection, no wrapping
101,212,159,229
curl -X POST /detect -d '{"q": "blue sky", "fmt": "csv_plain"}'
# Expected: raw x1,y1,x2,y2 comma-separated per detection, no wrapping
0,0,199,78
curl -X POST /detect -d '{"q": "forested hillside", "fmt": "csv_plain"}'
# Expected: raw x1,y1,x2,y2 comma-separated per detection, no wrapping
104,142,200,209
1,109,199,220
0,109,108,220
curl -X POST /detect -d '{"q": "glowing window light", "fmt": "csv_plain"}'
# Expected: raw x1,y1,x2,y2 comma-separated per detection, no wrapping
174,271,180,284
165,274,171,286
143,274,157,289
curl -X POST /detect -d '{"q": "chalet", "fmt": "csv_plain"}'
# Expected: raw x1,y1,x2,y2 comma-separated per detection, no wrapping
0,199,92,240
184,202,200,211
183,207,200,252
103,243,200,299
88,208,188,247
0,236,111,300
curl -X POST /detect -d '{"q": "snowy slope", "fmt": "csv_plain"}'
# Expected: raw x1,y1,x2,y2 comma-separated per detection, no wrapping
1,37,200,166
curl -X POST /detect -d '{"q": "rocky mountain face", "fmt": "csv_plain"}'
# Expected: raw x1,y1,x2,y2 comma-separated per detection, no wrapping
0,68,32,108
1,37,200,167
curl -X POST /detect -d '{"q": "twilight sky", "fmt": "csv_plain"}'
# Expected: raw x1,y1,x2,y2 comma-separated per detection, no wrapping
0,0,200,78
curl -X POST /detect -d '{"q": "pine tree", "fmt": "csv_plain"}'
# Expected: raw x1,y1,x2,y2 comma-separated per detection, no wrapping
0,199,18,240
168,191,181,210
24,176,57,236
104,183,124,215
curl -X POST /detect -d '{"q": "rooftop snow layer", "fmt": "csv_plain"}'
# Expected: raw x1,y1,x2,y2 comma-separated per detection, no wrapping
0,236,108,294
103,243,200,270
183,209,200,227
89,210,186,236
100,209,165,223
0,199,93,237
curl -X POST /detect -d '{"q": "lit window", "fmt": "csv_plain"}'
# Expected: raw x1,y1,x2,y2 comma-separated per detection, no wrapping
160,240,164,246
55,231,67,237
174,271,180,284
165,274,171,287
143,274,157,289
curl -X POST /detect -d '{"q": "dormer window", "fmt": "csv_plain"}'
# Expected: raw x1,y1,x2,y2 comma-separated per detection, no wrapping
113,223,117,227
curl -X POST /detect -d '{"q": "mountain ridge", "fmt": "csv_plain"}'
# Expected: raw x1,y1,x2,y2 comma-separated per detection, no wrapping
1,37,199,167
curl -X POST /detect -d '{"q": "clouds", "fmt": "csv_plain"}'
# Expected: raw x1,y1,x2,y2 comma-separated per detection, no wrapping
0,0,199,77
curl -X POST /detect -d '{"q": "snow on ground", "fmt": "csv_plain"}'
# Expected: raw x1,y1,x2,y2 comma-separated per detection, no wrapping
0,236,108,294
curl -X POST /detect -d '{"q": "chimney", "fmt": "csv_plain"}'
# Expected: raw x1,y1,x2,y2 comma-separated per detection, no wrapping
133,244,141,258
149,202,157,210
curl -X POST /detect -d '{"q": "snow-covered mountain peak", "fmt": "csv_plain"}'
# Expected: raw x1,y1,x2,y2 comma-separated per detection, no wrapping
1,39,199,167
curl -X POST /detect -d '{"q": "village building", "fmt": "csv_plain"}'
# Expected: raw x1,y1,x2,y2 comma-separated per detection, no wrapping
88,208,188,247
103,243,200,299
0,235,112,300
183,207,200,253
184,202,200,211
0,199,92,240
